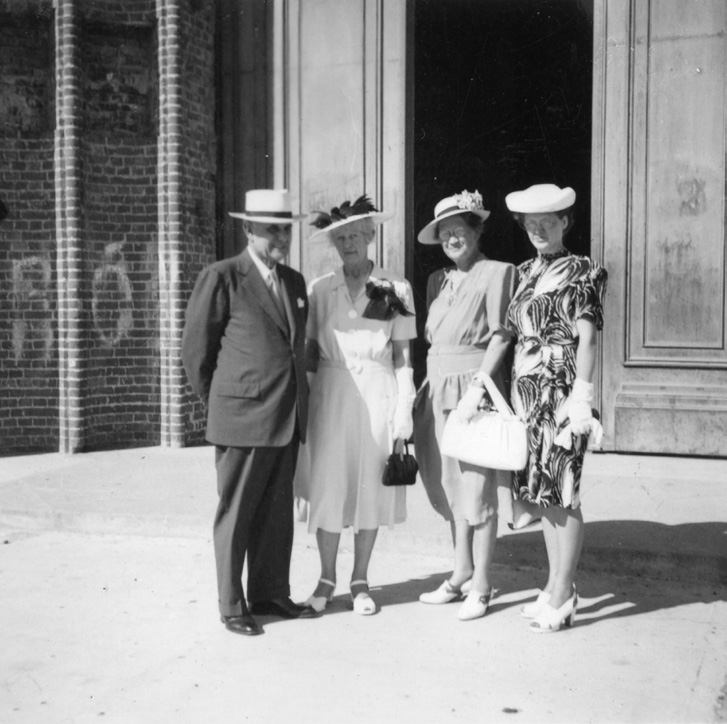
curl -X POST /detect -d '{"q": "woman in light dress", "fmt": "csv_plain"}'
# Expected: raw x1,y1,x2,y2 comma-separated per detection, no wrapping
294,195,417,615
413,190,517,621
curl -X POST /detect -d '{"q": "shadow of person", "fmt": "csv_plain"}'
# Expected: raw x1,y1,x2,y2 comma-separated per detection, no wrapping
361,519,726,626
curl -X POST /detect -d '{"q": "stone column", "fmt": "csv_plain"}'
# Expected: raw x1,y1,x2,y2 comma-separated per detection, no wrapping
55,0,84,453
157,0,186,447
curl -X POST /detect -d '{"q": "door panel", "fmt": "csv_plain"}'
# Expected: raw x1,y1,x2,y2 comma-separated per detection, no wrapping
278,0,408,282
596,0,727,455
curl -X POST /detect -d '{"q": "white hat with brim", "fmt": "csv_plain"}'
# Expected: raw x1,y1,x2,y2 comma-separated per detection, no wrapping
228,189,304,224
417,190,491,245
308,195,394,241
505,184,576,214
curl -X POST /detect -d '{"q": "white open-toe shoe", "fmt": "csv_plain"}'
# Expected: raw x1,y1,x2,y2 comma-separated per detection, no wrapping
350,579,376,615
305,578,335,613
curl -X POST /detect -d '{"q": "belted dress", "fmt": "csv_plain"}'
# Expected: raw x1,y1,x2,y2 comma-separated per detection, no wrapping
413,255,517,524
293,265,417,533
506,250,607,508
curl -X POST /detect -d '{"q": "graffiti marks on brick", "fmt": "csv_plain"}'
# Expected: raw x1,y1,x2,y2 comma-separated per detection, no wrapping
12,256,53,362
92,243,133,348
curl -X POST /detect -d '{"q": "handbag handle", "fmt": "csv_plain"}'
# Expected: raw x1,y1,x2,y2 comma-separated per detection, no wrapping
393,440,412,456
477,373,518,420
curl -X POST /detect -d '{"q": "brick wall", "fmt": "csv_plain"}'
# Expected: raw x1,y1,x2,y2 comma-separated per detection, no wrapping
1,0,217,454
0,5,58,454
80,11,160,451
179,1,216,444
83,141,160,451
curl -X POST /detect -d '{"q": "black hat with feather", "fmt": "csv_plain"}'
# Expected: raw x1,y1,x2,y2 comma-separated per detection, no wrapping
309,194,393,240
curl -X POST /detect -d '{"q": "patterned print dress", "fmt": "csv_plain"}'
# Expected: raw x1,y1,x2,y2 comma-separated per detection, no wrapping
506,251,607,509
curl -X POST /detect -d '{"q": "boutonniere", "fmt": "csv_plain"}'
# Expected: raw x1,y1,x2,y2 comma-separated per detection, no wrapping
297,298,305,308
362,279,414,321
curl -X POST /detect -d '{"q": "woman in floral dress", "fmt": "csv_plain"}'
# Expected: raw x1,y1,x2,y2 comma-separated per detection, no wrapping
414,190,517,621
503,183,607,633
294,195,417,616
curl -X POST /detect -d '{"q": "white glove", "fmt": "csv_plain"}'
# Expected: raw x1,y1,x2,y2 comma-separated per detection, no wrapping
392,367,416,440
455,384,485,423
568,378,595,435
554,418,604,450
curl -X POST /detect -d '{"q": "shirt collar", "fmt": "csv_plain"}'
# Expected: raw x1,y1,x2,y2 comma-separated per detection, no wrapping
248,245,277,282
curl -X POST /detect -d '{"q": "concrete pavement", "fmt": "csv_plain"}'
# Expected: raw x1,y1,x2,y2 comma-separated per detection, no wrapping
1,529,725,723
0,446,726,723
1,445,725,585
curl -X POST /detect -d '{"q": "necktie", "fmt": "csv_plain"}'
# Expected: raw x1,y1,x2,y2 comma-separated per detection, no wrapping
267,271,285,314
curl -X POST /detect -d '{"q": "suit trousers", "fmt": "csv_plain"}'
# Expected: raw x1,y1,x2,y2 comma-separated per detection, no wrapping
214,438,299,617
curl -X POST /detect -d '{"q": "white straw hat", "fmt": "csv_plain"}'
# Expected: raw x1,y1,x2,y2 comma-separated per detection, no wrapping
505,184,576,214
417,190,490,245
228,189,303,224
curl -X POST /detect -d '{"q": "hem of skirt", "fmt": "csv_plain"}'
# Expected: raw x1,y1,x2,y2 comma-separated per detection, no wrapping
516,495,581,510
307,515,407,535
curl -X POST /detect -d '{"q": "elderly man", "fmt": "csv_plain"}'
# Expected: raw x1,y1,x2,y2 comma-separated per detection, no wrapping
182,189,316,636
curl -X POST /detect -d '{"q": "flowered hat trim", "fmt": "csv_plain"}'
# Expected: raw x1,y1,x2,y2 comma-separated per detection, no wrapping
417,189,491,245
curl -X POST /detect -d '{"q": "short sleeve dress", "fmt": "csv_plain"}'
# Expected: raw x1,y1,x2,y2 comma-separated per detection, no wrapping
506,250,607,509
293,265,417,533
413,255,517,524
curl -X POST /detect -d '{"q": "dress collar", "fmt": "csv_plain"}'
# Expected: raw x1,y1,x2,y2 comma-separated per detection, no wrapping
538,248,570,262
332,262,384,288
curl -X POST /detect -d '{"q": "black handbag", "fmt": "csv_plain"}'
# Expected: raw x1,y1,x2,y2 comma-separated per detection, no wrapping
382,442,418,486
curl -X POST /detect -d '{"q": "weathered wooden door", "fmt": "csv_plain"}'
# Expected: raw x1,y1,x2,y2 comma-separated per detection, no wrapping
595,0,727,455
275,0,410,282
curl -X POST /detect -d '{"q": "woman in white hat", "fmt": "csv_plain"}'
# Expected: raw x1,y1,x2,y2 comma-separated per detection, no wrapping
500,183,607,632
414,190,517,621
294,195,417,615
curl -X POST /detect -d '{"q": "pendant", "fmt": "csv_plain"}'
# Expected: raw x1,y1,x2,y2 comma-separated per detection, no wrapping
348,309,358,319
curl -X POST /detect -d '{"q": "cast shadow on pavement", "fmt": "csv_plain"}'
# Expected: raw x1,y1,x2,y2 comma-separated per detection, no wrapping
369,518,725,626
366,567,726,629
258,519,725,627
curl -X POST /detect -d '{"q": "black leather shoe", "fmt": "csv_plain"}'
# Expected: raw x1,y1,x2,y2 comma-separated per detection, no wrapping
220,613,264,636
250,597,320,619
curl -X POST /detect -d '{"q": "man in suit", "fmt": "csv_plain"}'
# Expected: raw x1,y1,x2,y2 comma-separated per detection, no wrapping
182,189,317,636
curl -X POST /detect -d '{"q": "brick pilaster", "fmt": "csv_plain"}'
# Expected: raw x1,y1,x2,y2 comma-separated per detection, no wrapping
157,0,186,447
55,0,85,453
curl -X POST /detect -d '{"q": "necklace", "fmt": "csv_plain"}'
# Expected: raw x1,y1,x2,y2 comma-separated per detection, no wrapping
539,248,569,262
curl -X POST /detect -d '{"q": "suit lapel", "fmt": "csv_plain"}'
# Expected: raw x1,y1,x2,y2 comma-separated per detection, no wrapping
237,250,289,334
277,266,300,340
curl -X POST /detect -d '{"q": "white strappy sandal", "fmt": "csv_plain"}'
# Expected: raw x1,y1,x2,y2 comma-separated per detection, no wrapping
350,579,376,615
305,578,336,613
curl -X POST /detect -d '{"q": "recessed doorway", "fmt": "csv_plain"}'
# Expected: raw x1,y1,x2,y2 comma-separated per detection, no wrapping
411,0,594,379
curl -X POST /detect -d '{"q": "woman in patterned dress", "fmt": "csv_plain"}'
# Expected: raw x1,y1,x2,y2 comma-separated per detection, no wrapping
294,196,417,616
502,183,607,632
414,190,517,621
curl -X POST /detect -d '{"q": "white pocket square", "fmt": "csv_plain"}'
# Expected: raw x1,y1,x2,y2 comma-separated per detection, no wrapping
297,298,305,308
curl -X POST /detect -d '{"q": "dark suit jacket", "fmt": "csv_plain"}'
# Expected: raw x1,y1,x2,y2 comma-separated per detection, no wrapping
182,249,309,447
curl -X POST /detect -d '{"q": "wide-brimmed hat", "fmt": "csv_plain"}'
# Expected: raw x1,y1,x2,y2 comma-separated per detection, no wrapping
228,189,303,223
309,195,393,241
505,184,576,214
417,190,491,245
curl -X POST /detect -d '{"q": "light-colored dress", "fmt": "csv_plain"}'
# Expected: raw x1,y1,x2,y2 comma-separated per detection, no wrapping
413,255,517,524
294,264,417,533
507,250,607,508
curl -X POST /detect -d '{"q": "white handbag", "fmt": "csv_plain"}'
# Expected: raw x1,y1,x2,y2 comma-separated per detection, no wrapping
440,374,528,471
